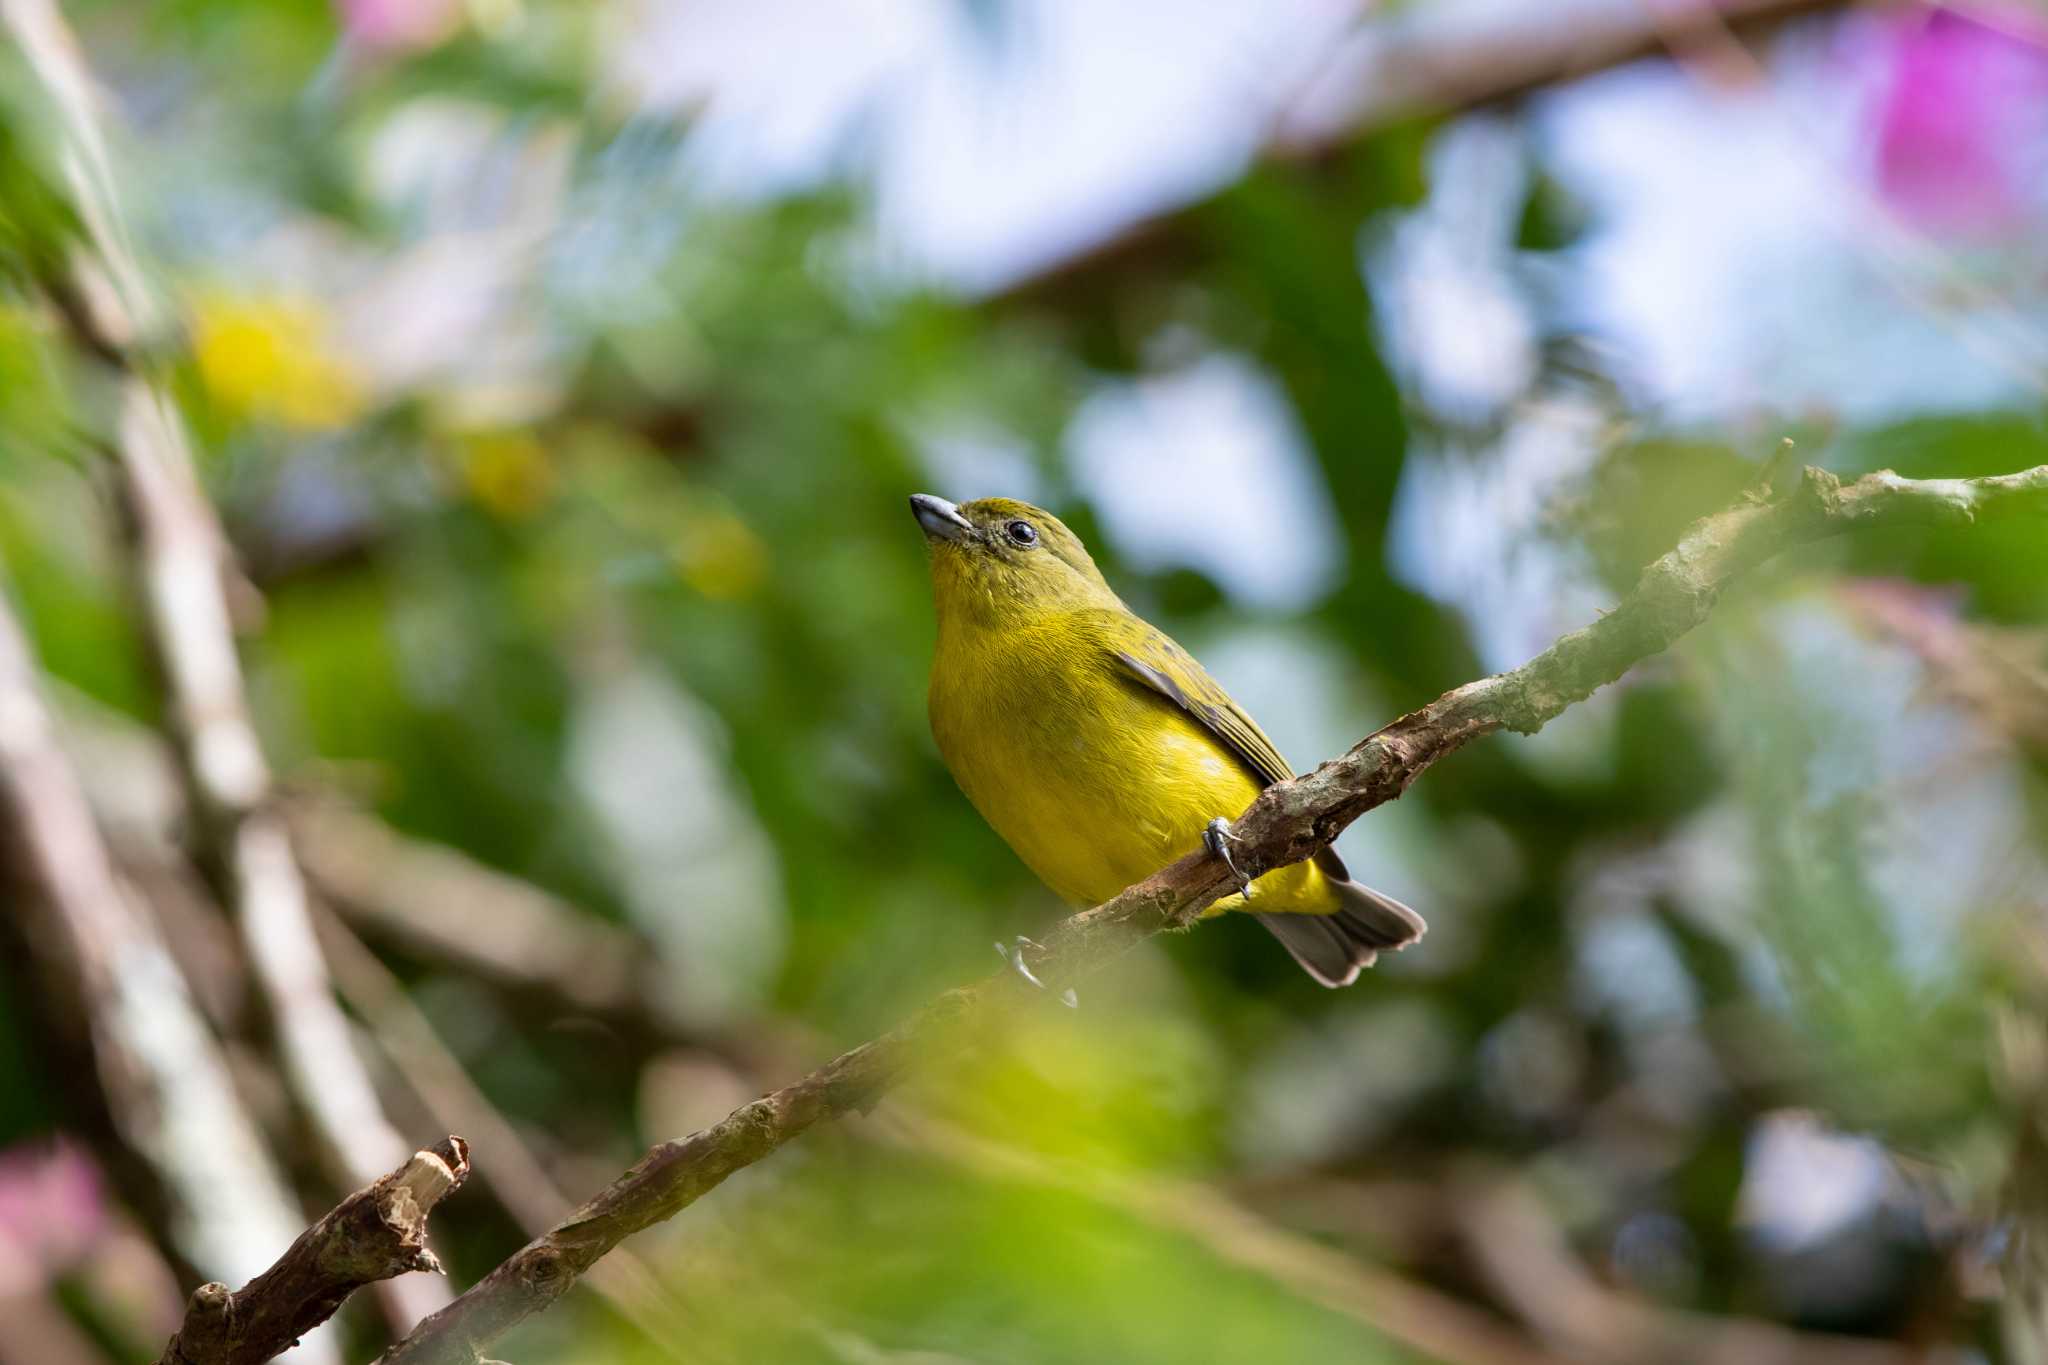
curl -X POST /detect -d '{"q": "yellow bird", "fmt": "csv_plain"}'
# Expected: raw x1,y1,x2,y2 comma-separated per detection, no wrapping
912,493,1424,987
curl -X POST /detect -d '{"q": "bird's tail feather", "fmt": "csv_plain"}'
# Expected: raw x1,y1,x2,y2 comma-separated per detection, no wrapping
1255,882,1426,988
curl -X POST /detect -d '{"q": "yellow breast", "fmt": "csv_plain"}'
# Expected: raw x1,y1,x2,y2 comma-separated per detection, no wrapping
929,611,1329,915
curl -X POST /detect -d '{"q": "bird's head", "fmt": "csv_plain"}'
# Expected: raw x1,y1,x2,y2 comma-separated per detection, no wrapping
910,494,1120,628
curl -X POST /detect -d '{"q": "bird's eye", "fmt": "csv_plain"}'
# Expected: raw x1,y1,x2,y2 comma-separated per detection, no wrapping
1005,520,1039,547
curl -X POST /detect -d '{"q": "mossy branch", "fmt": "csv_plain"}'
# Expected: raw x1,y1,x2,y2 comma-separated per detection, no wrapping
377,460,2048,1365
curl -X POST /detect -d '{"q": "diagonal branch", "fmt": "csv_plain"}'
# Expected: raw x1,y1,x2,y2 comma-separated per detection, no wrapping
109,379,425,1201
0,587,328,1355
377,460,2048,1365
2,0,451,1329
153,1137,472,1365
995,0,1849,307
290,797,709,1049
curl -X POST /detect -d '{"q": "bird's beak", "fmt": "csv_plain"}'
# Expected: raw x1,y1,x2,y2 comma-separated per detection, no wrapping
910,493,974,543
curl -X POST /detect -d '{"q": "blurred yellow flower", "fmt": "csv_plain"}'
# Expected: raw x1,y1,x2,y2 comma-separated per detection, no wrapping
457,429,555,521
674,504,768,600
190,290,366,431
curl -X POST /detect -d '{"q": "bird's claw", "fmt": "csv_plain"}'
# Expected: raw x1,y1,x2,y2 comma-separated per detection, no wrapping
995,936,1047,988
1203,817,1253,897
993,937,1079,1007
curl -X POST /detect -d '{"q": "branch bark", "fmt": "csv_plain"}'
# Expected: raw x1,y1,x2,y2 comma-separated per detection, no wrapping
374,460,2048,1365
153,1137,471,1365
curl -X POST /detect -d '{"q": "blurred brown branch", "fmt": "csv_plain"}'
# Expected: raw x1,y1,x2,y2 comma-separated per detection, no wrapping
43,688,715,1058
37,683,744,1358
312,912,587,1241
313,907,702,1357
996,0,1850,311
1454,1172,1949,1365
1237,1166,1958,1365
2,0,450,1331
373,461,2048,1365
111,380,433,1216
1837,579,2048,761
0,589,333,1357
290,798,707,1050
152,1137,470,1365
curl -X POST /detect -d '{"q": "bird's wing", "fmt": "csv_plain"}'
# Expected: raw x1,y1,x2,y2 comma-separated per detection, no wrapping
1111,630,1360,884
1113,643,1292,786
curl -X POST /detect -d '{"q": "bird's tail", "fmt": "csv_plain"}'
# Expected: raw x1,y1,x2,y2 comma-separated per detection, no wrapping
1255,881,1426,988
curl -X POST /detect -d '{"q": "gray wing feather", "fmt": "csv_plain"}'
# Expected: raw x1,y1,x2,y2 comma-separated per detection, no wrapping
1112,646,1353,887
1112,637,1427,982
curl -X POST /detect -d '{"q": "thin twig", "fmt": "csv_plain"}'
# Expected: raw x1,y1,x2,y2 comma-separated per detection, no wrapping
314,906,698,1357
290,797,708,1050
376,461,2048,1365
152,1137,471,1365
315,913,586,1239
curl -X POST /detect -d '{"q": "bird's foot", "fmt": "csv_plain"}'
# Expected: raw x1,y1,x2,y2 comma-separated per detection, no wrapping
994,937,1079,1007
1203,817,1254,898
994,936,1047,988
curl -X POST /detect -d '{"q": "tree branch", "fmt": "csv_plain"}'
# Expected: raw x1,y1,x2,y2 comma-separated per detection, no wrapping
375,460,2048,1365
313,907,705,1357
1452,1170,1945,1365
3,0,451,1329
153,1137,471,1365
0,588,331,1360
111,380,427,1199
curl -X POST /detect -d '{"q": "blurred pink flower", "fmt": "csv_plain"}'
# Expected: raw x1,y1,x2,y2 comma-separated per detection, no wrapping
1872,4,2048,236
0,1140,105,1293
336,0,463,53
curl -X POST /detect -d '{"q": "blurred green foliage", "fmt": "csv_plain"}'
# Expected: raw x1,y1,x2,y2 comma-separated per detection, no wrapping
2,4,2047,1363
